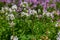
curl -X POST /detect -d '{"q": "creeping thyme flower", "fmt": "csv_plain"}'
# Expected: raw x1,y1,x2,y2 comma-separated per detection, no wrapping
21,12,29,16
20,2,28,7
50,13,54,18
11,5,17,10
9,8,13,12
11,35,14,40
43,10,54,18
9,21,15,27
55,22,59,27
38,15,42,18
43,10,47,15
46,12,51,17
6,14,15,20
5,12,8,15
21,12,26,16
1,7,5,13
1,7,9,12
57,31,60,40
4,6,9,11
56,10,60,15
32,9,37,14
38,9,41,13
11,35,18,40
28,9,37,15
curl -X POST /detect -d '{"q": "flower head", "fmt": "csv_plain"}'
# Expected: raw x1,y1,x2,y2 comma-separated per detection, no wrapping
6,14,15,21
11,35,18,40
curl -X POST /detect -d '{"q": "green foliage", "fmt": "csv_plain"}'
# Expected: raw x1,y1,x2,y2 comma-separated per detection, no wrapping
0,14,58,40
0,2,60,40
0,2,5,10
47,7,55,12
56,2,60,10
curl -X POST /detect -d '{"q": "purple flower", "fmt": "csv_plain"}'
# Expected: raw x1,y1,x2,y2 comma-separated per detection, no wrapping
0,0,6,2
43,5,47,10
53,0,56,3
24,0,32,3
16,7,22,12
57,19,60,22
50,3,56,7
57,0,60,2
33,4,37,7
24,0,29,2
17,0,22,6
12,0,15,3
42,0,45,2
18,0,22,3
6,0,11,3
31,0,37,3
41,2,45,6
46,0,50,2
57,10,60,15
0,0,11,3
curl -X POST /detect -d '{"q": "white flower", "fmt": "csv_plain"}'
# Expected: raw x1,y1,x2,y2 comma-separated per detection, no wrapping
43,10,47,15
9,21,15,27
38,9,41,13
43,12,46,15
38,15,42,18
50,13,54,18
57,37,60,40
20,2,28,7
28,9,37,15
12,5,17,10
11,35,14,39
28,9,32,15
11,35,18,40
21,9,37,16
7,14,15,20
55,22,58,27
46,12,51,17
21,12,29,16
43,11,54,18
57,31,60,40
1,7,5,13
21,12,26,16
4,6,9,11
58,31,60,36
32,10,37,15
5,12,8,15
9,8,12,12
25,13,29,16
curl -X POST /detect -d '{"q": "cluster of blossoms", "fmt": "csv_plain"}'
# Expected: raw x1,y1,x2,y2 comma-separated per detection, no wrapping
0,0,60,10
0,0,60,40
0,5,17,27
1,0,59,17
55,19,60,27
11,35,18,40
0,4,18,40
57,31,60,40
